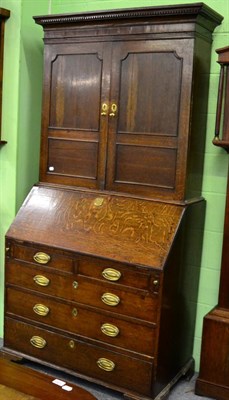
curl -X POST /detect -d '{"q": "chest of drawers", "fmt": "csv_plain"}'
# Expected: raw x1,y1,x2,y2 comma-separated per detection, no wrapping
3,185,204,399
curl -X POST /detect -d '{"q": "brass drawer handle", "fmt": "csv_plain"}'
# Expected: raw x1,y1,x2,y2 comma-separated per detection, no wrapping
33,303,50,317
33,252,51,265
102,268,121,282
33,275,50,287
30,336,46,349
101,323,120,337
97,358,115,372
101,293,120,307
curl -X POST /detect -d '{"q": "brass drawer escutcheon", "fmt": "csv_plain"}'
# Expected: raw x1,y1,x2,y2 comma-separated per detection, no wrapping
97,357,115,372
69,340,75,349
33,303,50,317
93,197,104,207
33,252,51,265
72,308,78,317
102,268,121,282
33,275,50,287
72,281,78,289
30,335,47,349
101,292,120,307
101,323,120,337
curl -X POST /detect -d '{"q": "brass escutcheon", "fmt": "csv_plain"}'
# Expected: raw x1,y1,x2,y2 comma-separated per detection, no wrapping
30,336,47,349
69,340,75,349
33,303,50,317
33,275,50,287
93,197,104,207
109,103,118,117
97,358,115,372
102,268,121,282
72,308,78,317
33,252,51,265
101,323,120,337
101,293,120,307
72,281,78,289
101,102,108,116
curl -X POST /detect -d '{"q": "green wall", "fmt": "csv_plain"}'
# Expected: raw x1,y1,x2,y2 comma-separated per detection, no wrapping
0,0,49,336
0,0,228,372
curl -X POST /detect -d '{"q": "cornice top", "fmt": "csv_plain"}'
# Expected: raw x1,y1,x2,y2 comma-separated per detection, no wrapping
33,3,223,28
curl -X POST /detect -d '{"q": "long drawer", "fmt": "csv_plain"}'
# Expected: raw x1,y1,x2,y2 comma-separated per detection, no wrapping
6,261,159,322
5,317,153,397
6,287,156,356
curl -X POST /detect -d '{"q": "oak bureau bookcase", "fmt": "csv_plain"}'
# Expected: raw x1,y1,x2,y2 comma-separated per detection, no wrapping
2,4,223,400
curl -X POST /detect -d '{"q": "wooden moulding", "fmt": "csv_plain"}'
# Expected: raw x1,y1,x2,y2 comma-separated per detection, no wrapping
0,8,10,145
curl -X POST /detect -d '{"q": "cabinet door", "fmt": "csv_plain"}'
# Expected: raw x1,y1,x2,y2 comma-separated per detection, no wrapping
40,42,111,189
106,40,193,200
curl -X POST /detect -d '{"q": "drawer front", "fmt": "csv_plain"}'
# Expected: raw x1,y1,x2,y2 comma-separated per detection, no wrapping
5,317,153,396
78,256,152,290
8,242,73,273
6,262,159,322
6,287,156,356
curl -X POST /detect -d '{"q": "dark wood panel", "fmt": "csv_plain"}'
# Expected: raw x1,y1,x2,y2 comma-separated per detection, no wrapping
114,144,177,189
50,53,102,131
118,51,182,136
48,138,98,179
196,308,229,398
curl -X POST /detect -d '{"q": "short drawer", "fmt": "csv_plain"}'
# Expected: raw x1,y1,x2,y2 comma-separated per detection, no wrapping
6,287,156,356
7,241,73,273
4,317,153,397
6,261,159,322
77,256,152,290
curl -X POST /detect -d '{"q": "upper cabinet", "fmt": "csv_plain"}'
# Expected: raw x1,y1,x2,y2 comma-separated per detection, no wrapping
34,4,223,201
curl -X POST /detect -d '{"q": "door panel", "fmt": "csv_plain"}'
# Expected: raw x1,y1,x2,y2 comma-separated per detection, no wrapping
118,51,181,136
106,40,193,199
49,53,101,131
40,43,111,189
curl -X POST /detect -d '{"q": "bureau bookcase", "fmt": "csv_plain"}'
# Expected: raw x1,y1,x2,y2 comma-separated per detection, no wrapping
2,4,223,400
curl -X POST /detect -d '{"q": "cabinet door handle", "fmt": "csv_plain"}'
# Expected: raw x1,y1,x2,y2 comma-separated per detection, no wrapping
30,336,47,349
33,275,50,287
33,303,50,317
101,292,120,306
97,358,115,372
102,268,121,282
101,102,108,116
109,103,117,117
33,252,51,265
101,323,120,337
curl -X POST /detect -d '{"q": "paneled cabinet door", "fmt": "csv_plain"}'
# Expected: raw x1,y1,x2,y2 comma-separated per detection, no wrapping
40,39,193,198
106,39,193,199
40,42,112,189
